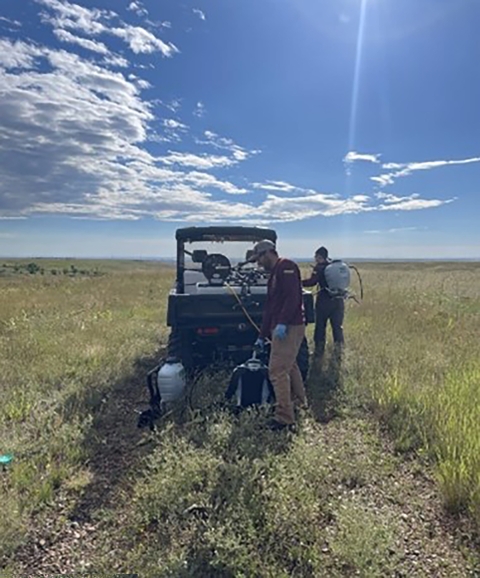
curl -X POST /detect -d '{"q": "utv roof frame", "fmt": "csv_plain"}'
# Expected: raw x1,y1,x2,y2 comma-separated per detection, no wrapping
175,226,277,243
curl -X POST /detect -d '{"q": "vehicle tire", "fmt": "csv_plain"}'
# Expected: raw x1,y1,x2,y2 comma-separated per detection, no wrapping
296,337,309,381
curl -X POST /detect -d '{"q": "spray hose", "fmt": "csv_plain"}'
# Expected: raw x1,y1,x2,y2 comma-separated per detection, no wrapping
225,283,272,345
225,282,261,333
349,264,364,302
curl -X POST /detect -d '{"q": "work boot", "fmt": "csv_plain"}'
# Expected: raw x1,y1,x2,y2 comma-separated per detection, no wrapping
266,418,296,432
312,345,325,364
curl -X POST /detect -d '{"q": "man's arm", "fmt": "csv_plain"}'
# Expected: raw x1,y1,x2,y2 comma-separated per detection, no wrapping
302,268,318,288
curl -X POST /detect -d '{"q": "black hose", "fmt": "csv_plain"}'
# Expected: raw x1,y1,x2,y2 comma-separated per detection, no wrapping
349,264,364,301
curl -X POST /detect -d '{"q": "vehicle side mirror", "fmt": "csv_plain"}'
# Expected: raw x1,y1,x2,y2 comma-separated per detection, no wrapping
192,249,208,263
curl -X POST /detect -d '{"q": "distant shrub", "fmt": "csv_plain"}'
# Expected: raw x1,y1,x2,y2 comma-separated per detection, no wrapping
26,262,40,275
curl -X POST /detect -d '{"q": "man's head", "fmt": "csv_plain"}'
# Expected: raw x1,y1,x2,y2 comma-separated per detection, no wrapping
250,239,278,271
315,246,328,264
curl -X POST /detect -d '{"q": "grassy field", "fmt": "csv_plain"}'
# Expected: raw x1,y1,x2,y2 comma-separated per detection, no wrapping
0,258,479,576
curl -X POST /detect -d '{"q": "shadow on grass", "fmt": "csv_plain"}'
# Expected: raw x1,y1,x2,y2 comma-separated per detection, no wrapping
144,370,296,577
62,353,163,524
307,348,344,424
65,356,294,523
178,367,295,461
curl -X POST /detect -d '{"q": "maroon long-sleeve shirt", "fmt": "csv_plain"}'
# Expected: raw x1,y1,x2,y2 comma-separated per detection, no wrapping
260,258,305,339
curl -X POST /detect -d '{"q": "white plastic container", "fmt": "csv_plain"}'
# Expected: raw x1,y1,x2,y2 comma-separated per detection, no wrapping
157,358,186,403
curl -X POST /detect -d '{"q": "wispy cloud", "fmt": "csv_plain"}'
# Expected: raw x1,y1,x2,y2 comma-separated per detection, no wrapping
375,192,455,211
193,101,206,117
159,151,241,170
127,1,148,17
200,130,259,161
253,181,300,193
343,150,381,175
37,0,178,56
193,9,206,21
364,227,425,234
111,25,178,55
53,28,110,54
371,156,480,188
0,10,458,226
0,16,22,27
379,198,454,211
370,174,395,187
344,151,381,164
163,119,187,130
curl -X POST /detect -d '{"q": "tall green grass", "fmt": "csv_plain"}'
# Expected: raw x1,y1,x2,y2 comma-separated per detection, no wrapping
344,262,480,523
0,259,478,573
0,261,172,559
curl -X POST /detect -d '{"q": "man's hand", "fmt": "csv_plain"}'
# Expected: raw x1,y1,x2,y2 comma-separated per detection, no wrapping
273,324,287,340
254,337,265,351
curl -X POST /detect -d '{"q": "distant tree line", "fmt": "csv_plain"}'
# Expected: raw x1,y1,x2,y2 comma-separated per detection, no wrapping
1,262,101,277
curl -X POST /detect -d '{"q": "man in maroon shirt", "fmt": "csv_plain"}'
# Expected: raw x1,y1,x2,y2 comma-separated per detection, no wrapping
251,240,306,430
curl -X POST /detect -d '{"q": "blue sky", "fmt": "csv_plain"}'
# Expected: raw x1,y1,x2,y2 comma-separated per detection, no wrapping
0,0,479,259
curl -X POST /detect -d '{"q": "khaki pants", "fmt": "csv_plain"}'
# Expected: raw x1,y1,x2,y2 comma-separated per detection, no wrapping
268,324,306,425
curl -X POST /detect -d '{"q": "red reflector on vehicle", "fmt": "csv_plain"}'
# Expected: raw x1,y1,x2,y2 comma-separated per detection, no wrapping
196,327,219,335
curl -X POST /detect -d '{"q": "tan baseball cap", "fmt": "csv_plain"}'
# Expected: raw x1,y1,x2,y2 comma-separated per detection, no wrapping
249,239,276,261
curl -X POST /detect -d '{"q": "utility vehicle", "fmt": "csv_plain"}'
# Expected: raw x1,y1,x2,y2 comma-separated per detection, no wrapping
165,226,315,377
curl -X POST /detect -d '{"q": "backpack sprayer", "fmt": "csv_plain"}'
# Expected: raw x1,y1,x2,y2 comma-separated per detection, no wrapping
321,260,364,303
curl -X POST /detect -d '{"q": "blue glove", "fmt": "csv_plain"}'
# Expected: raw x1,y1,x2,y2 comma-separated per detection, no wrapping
254,337,265,351
273,324,287,340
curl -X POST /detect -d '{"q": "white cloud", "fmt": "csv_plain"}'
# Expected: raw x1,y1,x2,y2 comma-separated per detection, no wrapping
127,1,148,17
372,156,480,188
0,39,43,68
0,20,459,226
163,118,188,130
193,9,206,21
364,227,425,234
0,39,255,220
184,172,248,195
251,180,316,196
344,151,381,164
343,151,381,175
370,174,395,187
37,0,178,57
0,16,22,27
374,191,455,211
102,54,129,68
164,99,182,112
159,151,238,170
193,101,206,117
54,28,110,54
203,130,231,145
37,0,112,35
200,130,259,162
375,192,416,204
378,198,454,211
253,181,299,193
110,25,178,56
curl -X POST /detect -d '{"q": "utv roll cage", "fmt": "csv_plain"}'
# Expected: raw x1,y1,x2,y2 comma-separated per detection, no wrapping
175,226,277,294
